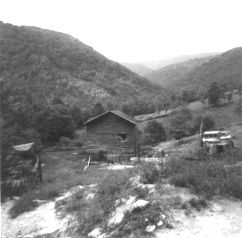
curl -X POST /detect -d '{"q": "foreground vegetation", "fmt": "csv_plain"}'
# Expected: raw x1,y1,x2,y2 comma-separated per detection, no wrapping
29,144,241,238
7,151,112,218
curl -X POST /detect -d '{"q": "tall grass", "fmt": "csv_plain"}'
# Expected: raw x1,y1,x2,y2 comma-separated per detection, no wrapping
160,153,242,199
9,192,38,218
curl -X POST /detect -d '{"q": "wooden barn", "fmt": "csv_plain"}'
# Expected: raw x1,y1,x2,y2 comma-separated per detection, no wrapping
83,110,139,156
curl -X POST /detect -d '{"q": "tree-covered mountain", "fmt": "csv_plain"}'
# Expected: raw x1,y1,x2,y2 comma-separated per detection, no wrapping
0,22,160,110
0,21,165,152
147,47,242,94
146,56,214,91
142,52,218,70
121,63,153,76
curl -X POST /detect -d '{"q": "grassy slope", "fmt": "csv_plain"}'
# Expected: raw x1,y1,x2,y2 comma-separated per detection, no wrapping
138,95,242,137
147,56,213,90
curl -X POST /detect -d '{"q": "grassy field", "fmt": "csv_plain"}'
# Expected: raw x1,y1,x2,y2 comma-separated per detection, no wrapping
9,151,113,218
138,99,241,133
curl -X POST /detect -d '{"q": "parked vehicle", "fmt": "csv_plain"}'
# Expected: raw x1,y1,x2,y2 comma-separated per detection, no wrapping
202,130,233,147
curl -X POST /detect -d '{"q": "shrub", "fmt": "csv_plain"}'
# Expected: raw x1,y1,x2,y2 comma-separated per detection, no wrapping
169,108,193,140
97,171,132,215
111,203,171,238
59,137,71,146
188,198,208,211
56,170,133,237
193,115,215,134
168,159,242,199
138,162,159,184
179,141,208,160
133,186,149,199
225,175,242,199
9,192,38,218
235,97,242,114
55,189,85,215
143,120,166,145
37,183,60,200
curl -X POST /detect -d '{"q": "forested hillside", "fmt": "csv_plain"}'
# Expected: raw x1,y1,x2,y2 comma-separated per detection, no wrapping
147,48,242,95
0,22,160,108
0,22,165,153
121,63,153,76
147,56,215,92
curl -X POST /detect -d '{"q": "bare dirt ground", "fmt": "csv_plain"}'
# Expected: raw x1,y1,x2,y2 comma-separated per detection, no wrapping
2,190,242,238
156,199,242,238
1,197,68,238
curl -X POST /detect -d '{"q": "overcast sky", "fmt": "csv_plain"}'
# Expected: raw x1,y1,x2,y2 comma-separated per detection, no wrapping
1,0,242,62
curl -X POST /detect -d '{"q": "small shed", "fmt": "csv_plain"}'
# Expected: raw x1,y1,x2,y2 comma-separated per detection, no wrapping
11,142,42,183
83,110,139,156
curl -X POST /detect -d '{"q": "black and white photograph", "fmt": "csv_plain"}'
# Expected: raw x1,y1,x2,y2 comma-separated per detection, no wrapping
1,0,242,237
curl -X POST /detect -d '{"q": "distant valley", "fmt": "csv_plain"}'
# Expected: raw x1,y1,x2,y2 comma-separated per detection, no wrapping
146,47,242,94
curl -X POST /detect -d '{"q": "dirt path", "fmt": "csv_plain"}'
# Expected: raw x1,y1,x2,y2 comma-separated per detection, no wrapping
1,199,66,238
156,199,242,238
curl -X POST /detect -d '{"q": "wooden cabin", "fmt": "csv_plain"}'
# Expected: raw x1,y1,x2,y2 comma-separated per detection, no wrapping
83,110,138,156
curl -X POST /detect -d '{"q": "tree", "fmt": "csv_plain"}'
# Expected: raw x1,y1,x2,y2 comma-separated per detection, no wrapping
153,95,172,115
235,97,242,115
143,120,166,145
193,116,215,134
92,102,105,117
33,104,76,143
208,82,222,106
169,108,193,140
182,89,197,103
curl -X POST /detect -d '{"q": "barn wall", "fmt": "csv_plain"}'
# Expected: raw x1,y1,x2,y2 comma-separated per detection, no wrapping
85,113,137,153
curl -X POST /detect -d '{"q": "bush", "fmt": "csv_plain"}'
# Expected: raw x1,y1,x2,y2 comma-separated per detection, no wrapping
235,97,242,115
133,186,149,199
181,198,208,211
111,203,170,238
193,116,215,134
59,137,71,146
97,171,132,215
166,159,242,200
138,162,159,184
37,183,60,200
9,192,38,218
143,120,166,145
56,170,133,237
179,141,208,160
55,189,85,215
169,108,193,140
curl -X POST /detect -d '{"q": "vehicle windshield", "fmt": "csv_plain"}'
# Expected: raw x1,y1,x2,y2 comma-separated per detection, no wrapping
203,132,230,138
203,134,218,138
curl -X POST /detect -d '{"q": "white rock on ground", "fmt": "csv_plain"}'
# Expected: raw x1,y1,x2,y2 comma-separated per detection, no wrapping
131,199,150,210
157,220,164,227
108,196,136,226
100,164,134,170
88,228,106,238
108,196,150,227
146,225,156,232
86,193,95,200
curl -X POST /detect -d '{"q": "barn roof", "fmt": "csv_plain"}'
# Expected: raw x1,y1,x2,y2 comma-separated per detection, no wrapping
83,110,137,125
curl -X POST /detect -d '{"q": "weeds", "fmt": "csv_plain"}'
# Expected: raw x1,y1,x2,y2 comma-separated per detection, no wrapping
56,170,134,237
138,162,159,184
162,156,242,200
187,198,208,211
9,192,38,218
110,203,170,238
133,186,149,199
